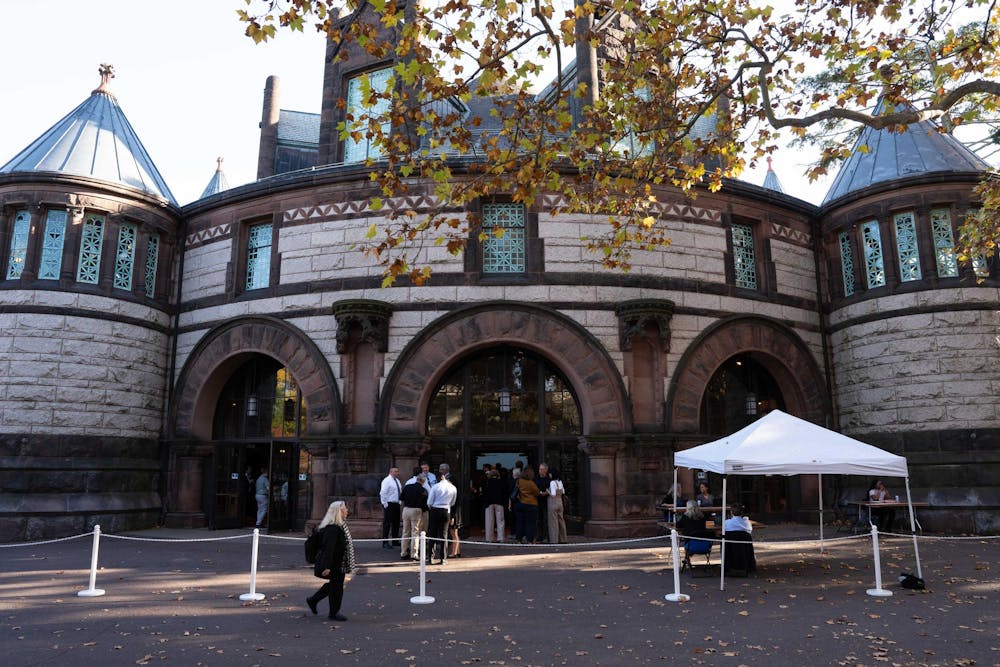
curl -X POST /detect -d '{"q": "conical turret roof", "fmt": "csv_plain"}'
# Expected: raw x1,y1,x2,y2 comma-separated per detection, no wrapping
0,64,176,205
199,157,230,199
762,156,784,193
822,98,989,205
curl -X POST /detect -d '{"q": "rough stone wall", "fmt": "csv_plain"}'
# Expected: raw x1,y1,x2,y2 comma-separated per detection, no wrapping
830,288,1000,434
0,293,169,541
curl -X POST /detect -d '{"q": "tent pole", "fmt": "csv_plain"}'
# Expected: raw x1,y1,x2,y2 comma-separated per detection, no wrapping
672,467,679,521
904,476,922,579
720,475,727,591
818,473,824,554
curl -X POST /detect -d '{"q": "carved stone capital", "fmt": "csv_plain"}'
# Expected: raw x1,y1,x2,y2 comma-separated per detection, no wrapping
381,436,431,459
615,299,674,353
333,299,393,354
578,435,627,458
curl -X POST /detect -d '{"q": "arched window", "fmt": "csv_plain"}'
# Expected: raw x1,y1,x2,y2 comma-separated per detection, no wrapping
427,347,580,436
213,357,307,440
700,355,785,437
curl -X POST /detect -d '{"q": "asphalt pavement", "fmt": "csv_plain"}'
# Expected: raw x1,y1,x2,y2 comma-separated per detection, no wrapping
1,525,997,666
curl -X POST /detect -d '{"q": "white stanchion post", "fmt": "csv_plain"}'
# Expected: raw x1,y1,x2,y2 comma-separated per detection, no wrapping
77,524,106,597
866,525,893,597
239,528,266,601
665,529,689,603
410,531,435,604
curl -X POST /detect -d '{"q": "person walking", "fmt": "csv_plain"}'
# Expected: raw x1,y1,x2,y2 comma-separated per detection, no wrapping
379,466,402,549
306,501,357,621
426,463,458,564
254,470,270,529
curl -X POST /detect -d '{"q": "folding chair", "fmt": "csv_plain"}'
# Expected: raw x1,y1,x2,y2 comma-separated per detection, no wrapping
723,530,756,577
681,530,716,577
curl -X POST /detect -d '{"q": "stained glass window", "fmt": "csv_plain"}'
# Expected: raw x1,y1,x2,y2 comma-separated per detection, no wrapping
860,220,885,288
731,223,758,289
973,255,990,279
839,231,855,297
144,234,160,297
113,223,137,290
246,223,272,290
38,210,67,280
6,210,30,279
482,203,526,273
893,211,921,281
344,67,392,163
930,209,959,278
76,214,105,284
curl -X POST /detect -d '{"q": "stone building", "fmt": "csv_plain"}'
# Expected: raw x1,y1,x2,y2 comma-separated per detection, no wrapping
1,15,997,541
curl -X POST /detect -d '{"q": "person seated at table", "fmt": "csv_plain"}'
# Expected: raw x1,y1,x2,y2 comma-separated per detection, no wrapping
659,483,685,520
723,502,753,533
867,479,896,532
695,482,714,507
675,500,707,537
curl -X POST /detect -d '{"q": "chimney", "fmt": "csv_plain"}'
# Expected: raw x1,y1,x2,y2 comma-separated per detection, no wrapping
256,75,281,179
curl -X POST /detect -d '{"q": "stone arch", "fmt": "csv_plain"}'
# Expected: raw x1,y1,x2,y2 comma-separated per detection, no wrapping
172,316,340,439
380,302,632,435
667,316,830,432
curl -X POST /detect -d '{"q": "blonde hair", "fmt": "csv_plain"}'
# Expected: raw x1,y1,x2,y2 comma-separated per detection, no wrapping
318,500,346,529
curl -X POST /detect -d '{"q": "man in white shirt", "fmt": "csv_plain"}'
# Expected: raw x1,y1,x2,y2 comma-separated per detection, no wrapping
426,463,458,564
379,467,402,549
420,462,437,486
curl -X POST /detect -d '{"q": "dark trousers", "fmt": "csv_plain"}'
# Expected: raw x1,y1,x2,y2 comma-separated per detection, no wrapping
309,572,345,618
872,507,896,532
427,507,450,561
537,498,548,542
513,503,537,542
382,502,401,545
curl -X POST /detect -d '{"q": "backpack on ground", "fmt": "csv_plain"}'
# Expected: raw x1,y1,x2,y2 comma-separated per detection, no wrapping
305,530,323,564
898,572,926,590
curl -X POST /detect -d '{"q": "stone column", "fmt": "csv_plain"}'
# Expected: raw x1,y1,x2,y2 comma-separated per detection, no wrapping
164,443,212,528
579,436,626,538
383,437,431,480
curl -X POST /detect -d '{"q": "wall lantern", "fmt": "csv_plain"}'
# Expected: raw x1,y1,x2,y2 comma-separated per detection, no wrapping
745,392,757,417
246,394,258,417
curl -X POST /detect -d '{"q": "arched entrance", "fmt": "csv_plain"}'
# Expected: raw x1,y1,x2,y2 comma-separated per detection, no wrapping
168,317,340,530
380,303,632,535
668,316,830,519
426,345,583,532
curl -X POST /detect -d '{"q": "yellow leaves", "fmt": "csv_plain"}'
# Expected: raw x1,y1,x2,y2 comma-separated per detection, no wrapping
641,216,656,229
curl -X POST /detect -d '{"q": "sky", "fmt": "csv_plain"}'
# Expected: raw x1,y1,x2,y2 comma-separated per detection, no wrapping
0,0,836,206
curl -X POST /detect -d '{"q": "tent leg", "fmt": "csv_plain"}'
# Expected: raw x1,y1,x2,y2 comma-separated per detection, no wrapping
672,467,679,521
720,476,727,592
818,473,824,554
904,477,922,579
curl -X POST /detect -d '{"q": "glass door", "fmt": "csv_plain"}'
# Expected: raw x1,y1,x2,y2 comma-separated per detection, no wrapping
268,441,295,532
213,444,243,529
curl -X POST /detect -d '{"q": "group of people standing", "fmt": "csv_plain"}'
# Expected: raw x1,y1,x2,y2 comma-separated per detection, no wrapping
380,462,461,564
476,461,568,545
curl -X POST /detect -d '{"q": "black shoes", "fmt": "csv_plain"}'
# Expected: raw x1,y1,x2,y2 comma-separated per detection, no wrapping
401,554,411,560
329,613,348,621
306,597,318,615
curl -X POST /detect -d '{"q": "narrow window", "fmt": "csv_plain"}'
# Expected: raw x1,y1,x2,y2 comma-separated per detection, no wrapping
973,255,990,279
482,203,526,273
731,223,758,289
38,210,68,280
76,214,105,284
113,223,138,290
245,222,272,290
343,67,392,163
930,208,959,278
860,220,885,288
893,211,921,281
6,209,30,279
144,234,160,298
838,231,855,297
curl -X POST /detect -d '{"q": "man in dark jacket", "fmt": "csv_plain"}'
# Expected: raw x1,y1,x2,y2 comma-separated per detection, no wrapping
400,469,429,560
535,463,552,542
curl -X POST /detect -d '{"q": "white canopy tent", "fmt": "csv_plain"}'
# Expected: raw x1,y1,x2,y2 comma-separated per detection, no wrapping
673,410,921,590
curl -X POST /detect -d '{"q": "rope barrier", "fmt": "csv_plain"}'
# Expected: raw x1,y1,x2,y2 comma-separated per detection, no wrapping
103,533,251,543
0,532,92,548
881,531,1000,541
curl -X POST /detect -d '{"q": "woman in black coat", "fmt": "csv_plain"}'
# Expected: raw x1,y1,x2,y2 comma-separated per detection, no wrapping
306,501,356,621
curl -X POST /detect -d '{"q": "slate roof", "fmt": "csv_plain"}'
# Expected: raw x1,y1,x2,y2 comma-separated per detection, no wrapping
199,157,230,199
277,110,321,147
0,66,176,205
822,99,990,205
